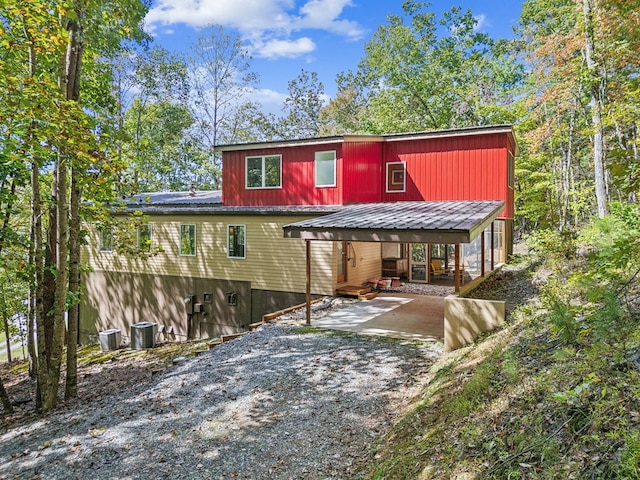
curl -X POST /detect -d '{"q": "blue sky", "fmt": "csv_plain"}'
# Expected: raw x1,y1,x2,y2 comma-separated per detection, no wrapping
144,0,524,114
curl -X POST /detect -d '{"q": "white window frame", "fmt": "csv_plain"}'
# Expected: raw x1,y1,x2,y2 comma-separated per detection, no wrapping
315,150,336,187
245,155,282,189
386,161,406,193
227,224,246,259
179,224,196,257
98,227,113,253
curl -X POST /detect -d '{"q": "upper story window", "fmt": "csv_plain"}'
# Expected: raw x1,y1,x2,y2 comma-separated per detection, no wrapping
246,155,282,189
180,224,196,256
98,226,113,252
137,224,153,253
386,162,406,193
315,150,336,187
227,224,246,259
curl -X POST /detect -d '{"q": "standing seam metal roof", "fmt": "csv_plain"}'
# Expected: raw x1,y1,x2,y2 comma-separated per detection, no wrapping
283,200,505,244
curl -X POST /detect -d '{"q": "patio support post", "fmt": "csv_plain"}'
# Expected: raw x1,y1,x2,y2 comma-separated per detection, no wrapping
306,240,311,325
427,244,432,284
490,221,495,270
481,229,486,277
454,243,460,292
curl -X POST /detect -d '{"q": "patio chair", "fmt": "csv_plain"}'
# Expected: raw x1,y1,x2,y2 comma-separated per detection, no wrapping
430,259,450,276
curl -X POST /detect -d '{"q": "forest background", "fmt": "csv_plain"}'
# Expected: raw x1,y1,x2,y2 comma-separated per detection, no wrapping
0,0,638,420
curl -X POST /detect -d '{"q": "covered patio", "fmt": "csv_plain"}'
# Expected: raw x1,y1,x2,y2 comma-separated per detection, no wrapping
311,293,446,342
283,200,505,332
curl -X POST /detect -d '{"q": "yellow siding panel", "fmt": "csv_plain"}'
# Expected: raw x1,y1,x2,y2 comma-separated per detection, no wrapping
85,214,336,296
344,242,382,286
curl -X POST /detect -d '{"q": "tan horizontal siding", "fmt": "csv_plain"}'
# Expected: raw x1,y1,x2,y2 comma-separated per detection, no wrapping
85,214,335,296
344,242,382,286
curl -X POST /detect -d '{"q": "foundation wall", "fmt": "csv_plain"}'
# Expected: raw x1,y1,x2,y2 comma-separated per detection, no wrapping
444,295,505,351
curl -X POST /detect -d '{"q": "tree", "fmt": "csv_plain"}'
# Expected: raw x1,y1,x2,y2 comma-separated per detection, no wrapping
319,71,370,135
0,0,148,411
278,69,325,139
356,2,522,133
190,25,260,187
516,0,639,228
118,46,205,191
123,99,202,191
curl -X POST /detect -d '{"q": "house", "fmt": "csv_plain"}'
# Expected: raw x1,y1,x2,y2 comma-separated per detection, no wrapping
79,125,518,344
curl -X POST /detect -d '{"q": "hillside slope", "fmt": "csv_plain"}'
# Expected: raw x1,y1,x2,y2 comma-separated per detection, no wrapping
359,256,640,479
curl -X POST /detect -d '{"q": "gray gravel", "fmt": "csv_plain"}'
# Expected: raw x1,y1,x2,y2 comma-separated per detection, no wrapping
0,325,442,479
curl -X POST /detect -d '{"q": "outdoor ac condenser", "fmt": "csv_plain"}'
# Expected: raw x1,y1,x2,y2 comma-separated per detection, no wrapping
130,322,157,349
99,329,122,352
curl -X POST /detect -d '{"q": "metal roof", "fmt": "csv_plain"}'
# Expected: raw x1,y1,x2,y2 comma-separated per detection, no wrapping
119,190,339,216
215,124,518,155
283,200,505,244
127,190,223,206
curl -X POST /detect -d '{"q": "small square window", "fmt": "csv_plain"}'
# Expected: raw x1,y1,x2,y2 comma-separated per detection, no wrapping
98,226,113,252
137,224,152,253
386,162,406,193
228,224,246,259
180,224,196,256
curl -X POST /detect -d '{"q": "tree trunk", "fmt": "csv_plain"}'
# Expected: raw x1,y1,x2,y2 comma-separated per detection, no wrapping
582,0,609,217
65,169,81,399
0,376,12,414
63,6,84,401
2,302,11,364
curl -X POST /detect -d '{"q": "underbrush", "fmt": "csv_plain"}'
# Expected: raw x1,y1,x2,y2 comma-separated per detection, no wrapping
361,206,640,479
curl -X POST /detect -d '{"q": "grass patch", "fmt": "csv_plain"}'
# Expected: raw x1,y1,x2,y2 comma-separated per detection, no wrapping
291,326,324,335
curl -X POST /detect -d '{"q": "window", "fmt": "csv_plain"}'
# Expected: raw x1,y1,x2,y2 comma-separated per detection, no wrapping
98,226,113,252
180,224,196,256
315,150,336,187
137,224,152,253
227,224,245,258
246,155,281,189
386,162,406,193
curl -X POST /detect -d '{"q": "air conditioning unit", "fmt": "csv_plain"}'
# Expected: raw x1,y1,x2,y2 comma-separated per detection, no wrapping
130,322,157,350
98,329,122,352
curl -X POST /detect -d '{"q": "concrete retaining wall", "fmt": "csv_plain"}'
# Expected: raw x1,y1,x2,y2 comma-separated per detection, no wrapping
444,295,505,351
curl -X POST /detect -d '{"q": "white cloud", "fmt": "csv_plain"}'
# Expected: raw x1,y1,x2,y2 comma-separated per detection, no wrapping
253,37,316,59
474,14,490,33
248,88,289,115
295,0,364,38
145,0,363,59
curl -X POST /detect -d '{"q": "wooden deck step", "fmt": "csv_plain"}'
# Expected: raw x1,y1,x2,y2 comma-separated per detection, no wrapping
359,291,378,300
336,285,372,297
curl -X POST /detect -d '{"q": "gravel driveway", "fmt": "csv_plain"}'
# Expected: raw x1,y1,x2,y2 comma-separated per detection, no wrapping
0,325,443,479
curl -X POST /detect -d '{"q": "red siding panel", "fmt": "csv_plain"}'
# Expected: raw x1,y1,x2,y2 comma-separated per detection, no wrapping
221,131,516,219
342,141,383,204
222,143,344,206
381,133,514,219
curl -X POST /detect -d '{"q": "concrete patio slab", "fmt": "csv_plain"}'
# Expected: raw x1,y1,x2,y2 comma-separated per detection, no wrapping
312,293,444,342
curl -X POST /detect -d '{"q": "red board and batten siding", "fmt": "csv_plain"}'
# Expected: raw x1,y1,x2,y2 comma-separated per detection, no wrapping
381,133,514,219
342,141,384,204
222,143,344,206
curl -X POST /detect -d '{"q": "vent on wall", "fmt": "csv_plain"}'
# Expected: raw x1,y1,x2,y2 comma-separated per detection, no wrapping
227,292,238,306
